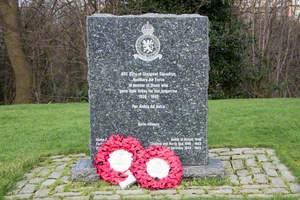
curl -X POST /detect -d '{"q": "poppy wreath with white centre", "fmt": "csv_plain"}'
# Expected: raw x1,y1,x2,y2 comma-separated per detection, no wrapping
131,146,183,189
94,134,144,185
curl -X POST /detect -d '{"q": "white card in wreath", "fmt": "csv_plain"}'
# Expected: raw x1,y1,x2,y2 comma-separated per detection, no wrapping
146,158,170,179
108,149,133,172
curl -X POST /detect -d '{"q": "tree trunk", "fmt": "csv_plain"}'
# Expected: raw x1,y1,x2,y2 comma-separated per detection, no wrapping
0,0,31,103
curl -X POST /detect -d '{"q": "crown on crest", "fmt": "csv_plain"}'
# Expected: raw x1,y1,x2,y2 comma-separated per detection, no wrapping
141,21,154,35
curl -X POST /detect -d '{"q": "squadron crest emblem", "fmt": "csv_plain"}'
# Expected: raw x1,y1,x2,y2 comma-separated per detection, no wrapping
134,21,162,62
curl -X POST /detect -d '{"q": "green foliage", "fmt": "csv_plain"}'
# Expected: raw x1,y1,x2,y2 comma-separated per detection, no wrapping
209,19,249,99
180,177,229,188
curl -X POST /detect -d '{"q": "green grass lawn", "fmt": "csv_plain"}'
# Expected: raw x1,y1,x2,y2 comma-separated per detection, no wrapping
0,98,299,198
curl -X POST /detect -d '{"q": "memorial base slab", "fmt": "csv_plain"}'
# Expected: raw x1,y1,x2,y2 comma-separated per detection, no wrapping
184,158,225,178
71,158,225,182
71,158,99,182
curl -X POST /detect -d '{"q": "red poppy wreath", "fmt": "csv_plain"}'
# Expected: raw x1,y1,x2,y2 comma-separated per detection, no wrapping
94,134,144,186
131,146,183,189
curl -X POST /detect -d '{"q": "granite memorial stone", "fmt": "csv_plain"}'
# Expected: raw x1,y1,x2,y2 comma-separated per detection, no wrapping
73,13,224,179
